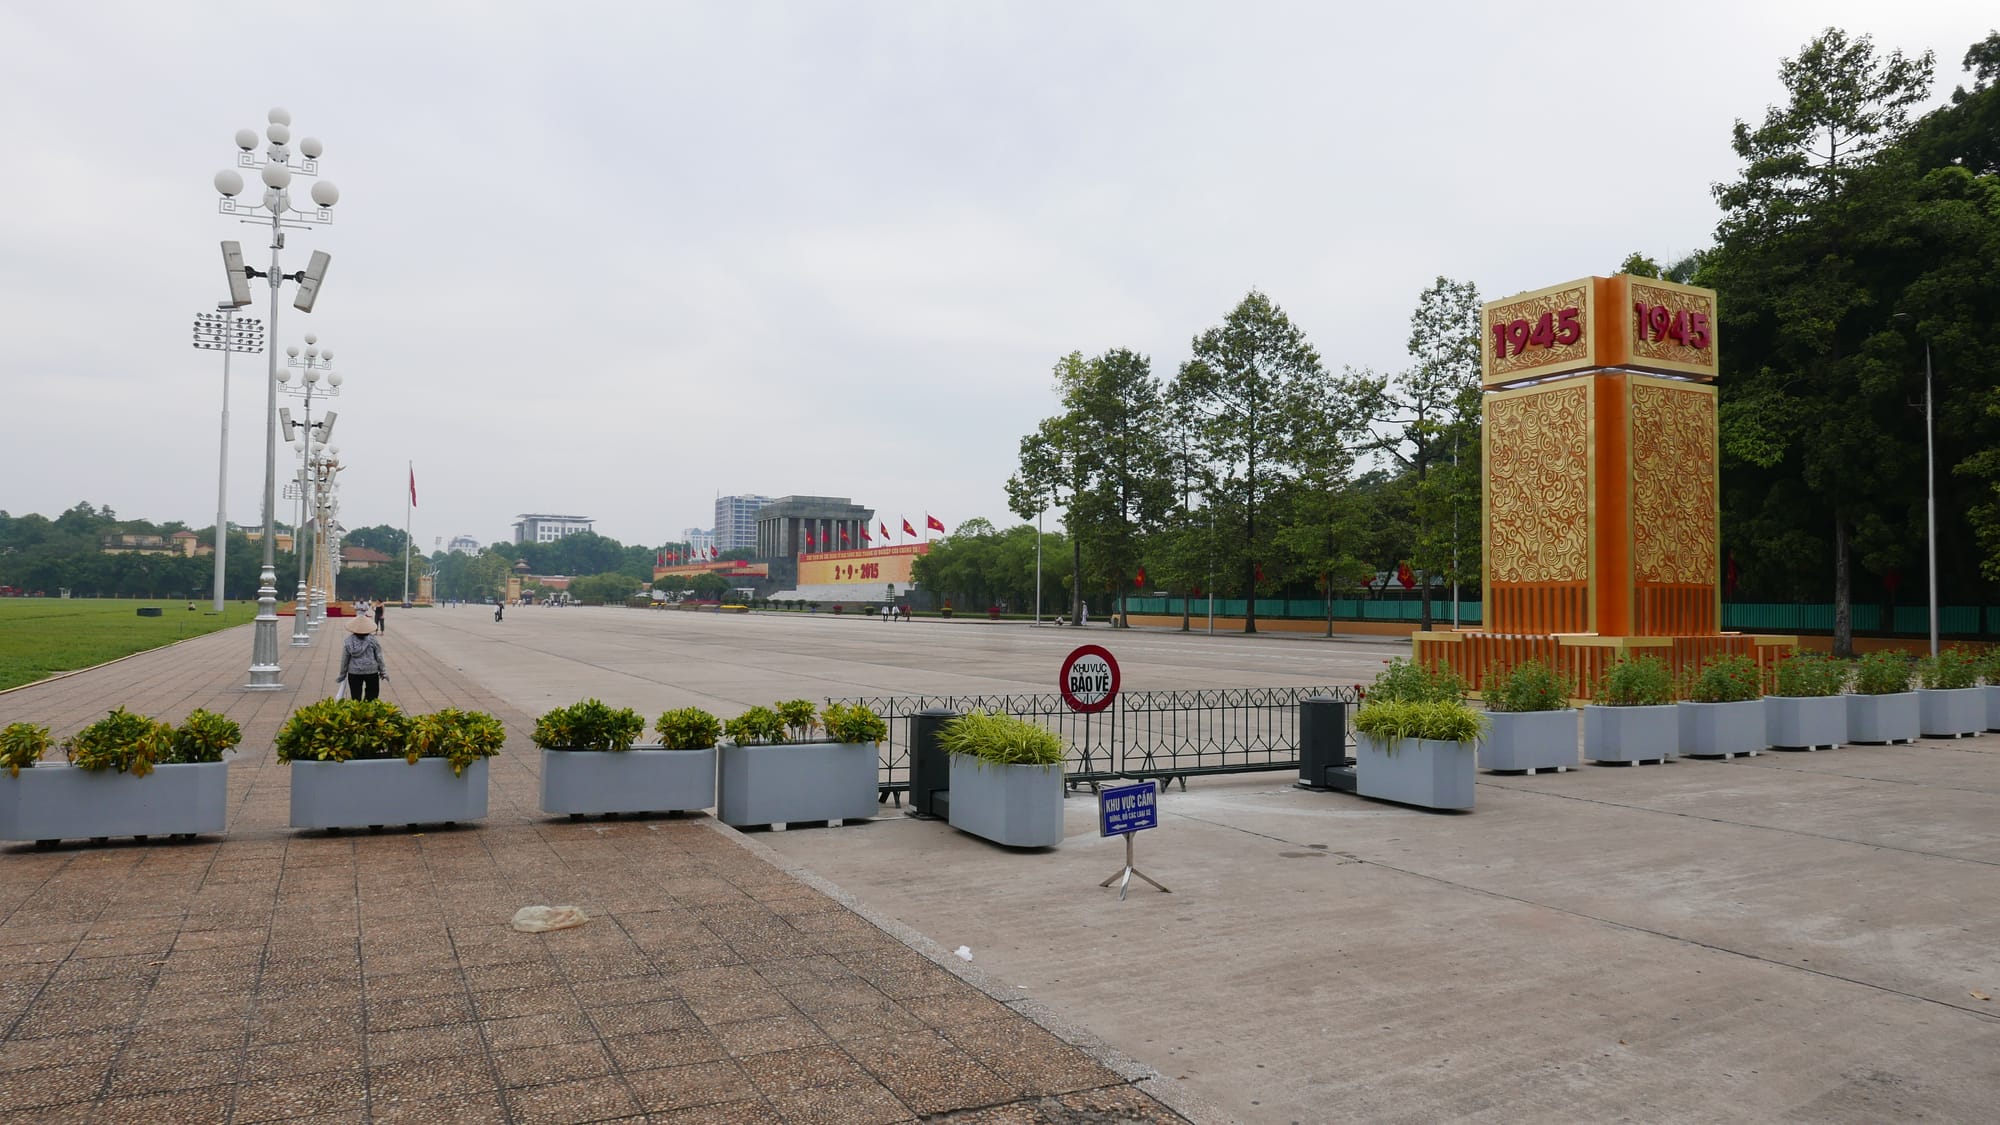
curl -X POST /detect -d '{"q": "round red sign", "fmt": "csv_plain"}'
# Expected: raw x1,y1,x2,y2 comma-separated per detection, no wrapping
1059,644,1120,713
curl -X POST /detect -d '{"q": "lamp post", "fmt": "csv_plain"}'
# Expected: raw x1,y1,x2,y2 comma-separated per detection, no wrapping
279,338,339,642
1894,313,1940,657
308,447,343,621
191,307,264,612
215,106,339,690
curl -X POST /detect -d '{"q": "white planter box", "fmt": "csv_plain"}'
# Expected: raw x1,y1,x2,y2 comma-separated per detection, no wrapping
1765,695,1846,749
0,761,228,843
716,741,879,828
1355,734,1475,811
1918,687,1985,738
1476,710,1578,772
1678,700,1767,758
289,758,489,830
1582,705,1677,764
539,747,715,817
1847,692,1918,744
1988,685,2000,733
946,756,1064,847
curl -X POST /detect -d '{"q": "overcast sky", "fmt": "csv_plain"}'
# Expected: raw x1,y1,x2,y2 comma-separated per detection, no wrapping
2,3,1992,551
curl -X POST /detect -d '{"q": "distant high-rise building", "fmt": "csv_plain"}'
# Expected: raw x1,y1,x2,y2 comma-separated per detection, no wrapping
447,534,481,555
513,514,594,544
714,494,772,553
683,528,717,558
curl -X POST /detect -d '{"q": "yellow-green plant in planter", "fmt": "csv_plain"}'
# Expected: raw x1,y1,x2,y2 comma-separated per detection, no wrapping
411,709,507,776
1593,655,1674,706
1852,650,1912,695
725,705,789,745
1353,699,1488,745
1480,660,1569,712
1369,657,1468,704
170,709,243,764
63,708,172,777
820,701,887,745
275,699,415,764
532,699,645,751
1978,647,2000,686
1772,652,1849,697
1,722,52,777
776,699,819,741
937,710,1063,766
1915,647,1979,690
655,707,722,750
1684,654,1762,703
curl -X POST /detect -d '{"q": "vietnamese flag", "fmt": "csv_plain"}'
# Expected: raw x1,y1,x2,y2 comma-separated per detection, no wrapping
901,518,915,538
1134,567,1146,588
926,514,945,534
861,526,872,544
408,464,417,508
1396,562,1416,590
806,530,815,550
840,527,849,546
709,545,718,559
879,521,890,542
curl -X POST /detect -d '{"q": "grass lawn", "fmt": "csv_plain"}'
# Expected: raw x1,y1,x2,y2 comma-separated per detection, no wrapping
0,598,260,692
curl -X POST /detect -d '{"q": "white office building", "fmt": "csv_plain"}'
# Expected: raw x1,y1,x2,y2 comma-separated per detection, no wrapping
714,494,772,553
683,528,717,558
513,514,594,544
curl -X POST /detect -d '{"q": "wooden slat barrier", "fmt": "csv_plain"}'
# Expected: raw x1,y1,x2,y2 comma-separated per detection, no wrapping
1415,632,1801,701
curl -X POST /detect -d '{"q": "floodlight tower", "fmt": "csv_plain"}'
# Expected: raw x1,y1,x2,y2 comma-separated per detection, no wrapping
279,337,339,641
214,107,338,689
191,307,264,612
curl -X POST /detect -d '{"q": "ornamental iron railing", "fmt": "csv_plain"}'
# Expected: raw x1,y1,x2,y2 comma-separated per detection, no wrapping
830,684,1363,800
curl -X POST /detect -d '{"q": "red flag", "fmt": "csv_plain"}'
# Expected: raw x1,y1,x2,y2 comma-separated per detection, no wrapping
901,518,915,538
1396,562,1415,590
861,526,872,544
1134,567,1146,588
709,545,717,559
806,530,815,550
656,550,664,568
840,527,850,546
926,514,945,534
408,464,417,508
1256,563,1265,583
879,521,889,541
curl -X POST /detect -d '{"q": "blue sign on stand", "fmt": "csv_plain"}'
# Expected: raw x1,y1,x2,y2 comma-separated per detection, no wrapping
1098,779,1159,837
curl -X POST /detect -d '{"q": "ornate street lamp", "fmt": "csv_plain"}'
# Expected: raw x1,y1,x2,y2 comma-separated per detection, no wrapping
191,306,264,612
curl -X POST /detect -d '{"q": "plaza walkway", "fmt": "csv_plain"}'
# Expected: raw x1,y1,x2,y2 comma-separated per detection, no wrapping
0,619,1196,1124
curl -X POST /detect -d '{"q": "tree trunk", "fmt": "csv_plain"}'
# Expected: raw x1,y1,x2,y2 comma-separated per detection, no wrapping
1115,577,1128,629
1071,534,1083,626
1832,513,1853,658
1324,571,1334,638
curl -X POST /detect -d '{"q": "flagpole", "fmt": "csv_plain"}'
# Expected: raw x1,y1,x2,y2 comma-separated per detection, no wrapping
401,460,413,604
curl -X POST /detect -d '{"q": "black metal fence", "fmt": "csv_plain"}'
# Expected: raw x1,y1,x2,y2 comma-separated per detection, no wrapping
829,684,1362,799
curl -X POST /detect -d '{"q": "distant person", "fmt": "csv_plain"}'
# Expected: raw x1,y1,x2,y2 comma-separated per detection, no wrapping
494,601,504,623
339,616,387,701
373,601,386,634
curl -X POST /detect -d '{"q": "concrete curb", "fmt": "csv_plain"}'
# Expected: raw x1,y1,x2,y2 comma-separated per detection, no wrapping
704,815,1231,1124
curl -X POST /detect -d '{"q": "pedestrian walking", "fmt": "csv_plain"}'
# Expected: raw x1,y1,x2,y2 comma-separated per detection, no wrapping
494,601,504,623
373,601,386,634
338,616,388,701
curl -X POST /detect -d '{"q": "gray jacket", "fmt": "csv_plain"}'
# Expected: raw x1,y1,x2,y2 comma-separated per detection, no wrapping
338,634,387,679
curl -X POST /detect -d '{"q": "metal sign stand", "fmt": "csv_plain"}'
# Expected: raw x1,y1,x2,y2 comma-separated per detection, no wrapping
1098,831,1170,900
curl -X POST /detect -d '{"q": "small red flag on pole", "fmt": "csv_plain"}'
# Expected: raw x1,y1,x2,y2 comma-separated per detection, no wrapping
926,514,945,534
901,518,915,538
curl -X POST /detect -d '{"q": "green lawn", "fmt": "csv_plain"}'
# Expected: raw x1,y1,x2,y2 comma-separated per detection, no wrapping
0,599,260,692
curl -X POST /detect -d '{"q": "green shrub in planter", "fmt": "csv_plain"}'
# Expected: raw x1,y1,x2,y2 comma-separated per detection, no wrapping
276,699,415,764
532,699,645,751
63,708,172,777
1369,658,1467,704
937,710,1064,766
1353,699,1488,745
1772,652,1848,697
170,709,243,764
1593,655,1673,706
776,699,819,741
820,702,887,745
1853,650,1913,695
1684,654,1762,703
1,722,52,777
655,707,722,750
1978,647,2000,686
725,705,789,745
1480,660,1569,712
1915,647,1979,690
411,709,507,776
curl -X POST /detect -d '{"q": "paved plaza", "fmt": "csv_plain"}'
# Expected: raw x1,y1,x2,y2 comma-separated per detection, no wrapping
3,606,1998,1123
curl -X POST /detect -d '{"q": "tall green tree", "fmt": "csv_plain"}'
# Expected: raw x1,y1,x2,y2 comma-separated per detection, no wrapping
1170,291,1345,634
1371,277,1482,629
1062,349,1174,627
1705,27,1937,654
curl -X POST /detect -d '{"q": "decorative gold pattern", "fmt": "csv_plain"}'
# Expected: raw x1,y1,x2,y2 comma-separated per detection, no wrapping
1630,382,1717,583
1627,280,1719,379
1485,383,1589,582
1483,281,1593,385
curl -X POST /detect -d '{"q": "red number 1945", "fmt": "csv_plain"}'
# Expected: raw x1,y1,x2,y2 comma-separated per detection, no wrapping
1491,307,1583,359
1633,303,1711,348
